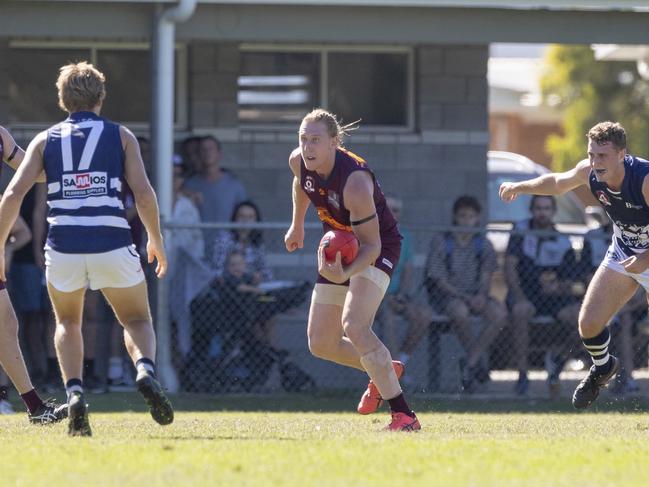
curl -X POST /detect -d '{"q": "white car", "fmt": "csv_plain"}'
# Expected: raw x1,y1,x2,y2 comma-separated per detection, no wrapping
486,150,600,253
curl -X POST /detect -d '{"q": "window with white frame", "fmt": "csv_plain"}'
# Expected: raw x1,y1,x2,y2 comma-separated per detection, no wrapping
7,42,186,128
238,46,412,129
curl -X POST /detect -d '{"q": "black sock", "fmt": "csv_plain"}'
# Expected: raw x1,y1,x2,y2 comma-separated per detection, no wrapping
135,357,156,378
387,393,415,418
65,378,84,402
582,328,612,374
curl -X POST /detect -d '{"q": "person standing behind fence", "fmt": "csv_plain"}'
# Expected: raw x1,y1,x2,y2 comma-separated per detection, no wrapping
284,108,420,432
499,121,649,408
424,196,506,393
504,195,581,397
0,62,173,436
0,125,67,423
183,136,248,225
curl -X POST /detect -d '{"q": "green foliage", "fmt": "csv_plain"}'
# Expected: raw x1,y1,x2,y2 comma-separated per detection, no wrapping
541,45,649,172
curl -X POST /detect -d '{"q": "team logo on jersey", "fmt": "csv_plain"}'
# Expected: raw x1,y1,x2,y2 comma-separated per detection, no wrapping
62,172,108,198
327,191,340,210
595,190,611,206
625,202,643,210
304,176,315,193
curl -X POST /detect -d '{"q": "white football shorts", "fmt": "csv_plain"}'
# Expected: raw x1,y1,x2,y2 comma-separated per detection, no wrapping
601,238,649,291
45,245,144,292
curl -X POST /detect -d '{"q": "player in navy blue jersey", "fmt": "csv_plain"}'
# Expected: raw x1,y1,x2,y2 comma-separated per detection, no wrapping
0,125,68,424
285,109,419,432
499,121,649,409
0,62,173,436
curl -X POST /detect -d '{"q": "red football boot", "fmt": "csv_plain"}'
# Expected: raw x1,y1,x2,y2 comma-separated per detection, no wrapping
357,360,405,415
384,411,421,432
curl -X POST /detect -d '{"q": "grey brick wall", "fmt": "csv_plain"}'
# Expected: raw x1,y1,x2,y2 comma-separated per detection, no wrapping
193,43,490,233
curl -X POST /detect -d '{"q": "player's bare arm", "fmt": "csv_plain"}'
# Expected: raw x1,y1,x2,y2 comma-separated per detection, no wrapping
121,125,166,278
0,131,46,280
31,183,47,268
285,148,310,252
0,126,24,172
499,159,591,202
0,126,46,182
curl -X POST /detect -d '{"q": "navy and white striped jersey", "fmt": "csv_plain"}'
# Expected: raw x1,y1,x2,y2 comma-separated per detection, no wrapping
589,154,649,254
43,111,133,253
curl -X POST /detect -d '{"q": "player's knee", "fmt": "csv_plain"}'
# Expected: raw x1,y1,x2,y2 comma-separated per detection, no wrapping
342,319,369,345
307,332,332,359
578,314,604,338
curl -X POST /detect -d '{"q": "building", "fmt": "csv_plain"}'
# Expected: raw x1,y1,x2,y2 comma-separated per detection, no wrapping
2,1,647,227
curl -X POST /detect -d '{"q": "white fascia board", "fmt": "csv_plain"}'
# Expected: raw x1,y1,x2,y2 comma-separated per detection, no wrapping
27,0,649,11
592,44,649,61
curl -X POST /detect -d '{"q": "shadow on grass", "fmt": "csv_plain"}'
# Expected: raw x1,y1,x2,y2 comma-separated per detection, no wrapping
81,391,649,415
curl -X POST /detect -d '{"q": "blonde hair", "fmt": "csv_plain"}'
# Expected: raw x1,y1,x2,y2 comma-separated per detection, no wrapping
301,108,360,146
56,61,106,113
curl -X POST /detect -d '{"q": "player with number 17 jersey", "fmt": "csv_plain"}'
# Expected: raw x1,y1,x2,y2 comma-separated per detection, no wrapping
0,62,173,437
43,111,133,254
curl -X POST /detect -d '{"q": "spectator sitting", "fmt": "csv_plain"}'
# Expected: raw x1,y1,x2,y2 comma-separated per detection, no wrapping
505,195,582,397
210,200,272,282
425,195,507,393
375,194,433,379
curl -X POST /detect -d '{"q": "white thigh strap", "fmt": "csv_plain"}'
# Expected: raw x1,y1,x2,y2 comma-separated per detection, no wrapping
312,283,348,307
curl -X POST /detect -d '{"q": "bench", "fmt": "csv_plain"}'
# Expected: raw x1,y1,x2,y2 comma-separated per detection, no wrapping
426,313,557,391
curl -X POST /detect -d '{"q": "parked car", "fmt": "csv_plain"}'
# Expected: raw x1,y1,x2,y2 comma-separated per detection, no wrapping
487,150,599,253
486,151,600,301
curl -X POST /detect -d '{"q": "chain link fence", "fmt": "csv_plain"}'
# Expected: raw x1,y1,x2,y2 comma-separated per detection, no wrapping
162,221,649,398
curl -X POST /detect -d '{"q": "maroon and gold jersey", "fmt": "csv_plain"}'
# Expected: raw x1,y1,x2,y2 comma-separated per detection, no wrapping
300,147,402,279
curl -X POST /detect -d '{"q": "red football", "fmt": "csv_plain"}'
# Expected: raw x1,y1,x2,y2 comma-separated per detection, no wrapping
320,230,359,265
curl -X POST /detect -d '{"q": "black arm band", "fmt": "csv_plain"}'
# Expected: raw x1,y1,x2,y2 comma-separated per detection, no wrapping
351,213,377,226
7,145,18,162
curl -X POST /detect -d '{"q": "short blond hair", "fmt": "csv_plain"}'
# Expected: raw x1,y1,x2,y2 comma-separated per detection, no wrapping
56,61,106,113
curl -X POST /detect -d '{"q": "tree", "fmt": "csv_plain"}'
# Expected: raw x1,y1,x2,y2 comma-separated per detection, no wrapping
541,45,649,172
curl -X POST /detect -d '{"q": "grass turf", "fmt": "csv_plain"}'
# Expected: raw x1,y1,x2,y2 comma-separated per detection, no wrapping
2,393,649,486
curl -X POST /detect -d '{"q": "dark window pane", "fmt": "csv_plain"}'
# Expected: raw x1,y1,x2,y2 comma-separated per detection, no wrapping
239,52,320,123
97,50,151,123
9,48,90,123
328,52,408,126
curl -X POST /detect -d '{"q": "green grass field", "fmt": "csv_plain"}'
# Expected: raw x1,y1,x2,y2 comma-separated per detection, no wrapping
3,394,649,486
